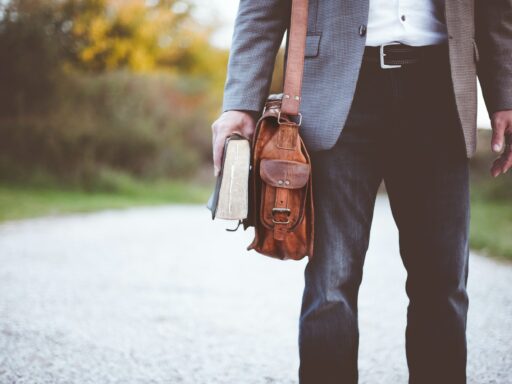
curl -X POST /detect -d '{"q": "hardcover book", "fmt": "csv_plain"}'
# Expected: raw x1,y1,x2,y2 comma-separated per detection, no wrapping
206,133,251,220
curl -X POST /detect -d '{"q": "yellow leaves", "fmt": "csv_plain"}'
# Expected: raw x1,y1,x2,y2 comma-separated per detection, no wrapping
89,17,109,41
25,0,229,88
130,48,154,71
78,16,110,64
70,0,191,72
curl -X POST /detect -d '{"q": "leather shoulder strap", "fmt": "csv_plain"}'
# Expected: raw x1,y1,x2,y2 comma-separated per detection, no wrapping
281,0,309,116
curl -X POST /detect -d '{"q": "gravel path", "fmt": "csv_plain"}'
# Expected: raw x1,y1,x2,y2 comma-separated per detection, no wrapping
0,195,511,384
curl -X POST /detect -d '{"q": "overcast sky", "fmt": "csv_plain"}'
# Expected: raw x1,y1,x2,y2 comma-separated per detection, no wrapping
192,0,239,48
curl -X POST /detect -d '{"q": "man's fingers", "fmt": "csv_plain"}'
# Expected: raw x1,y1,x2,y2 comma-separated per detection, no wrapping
213,130,246,176
491,144,512,177
210,110,257,177
211,127,216,149
491,156,504,177
491,115,506,153
212,133,226,176
501,142,512,174
211,123,218,175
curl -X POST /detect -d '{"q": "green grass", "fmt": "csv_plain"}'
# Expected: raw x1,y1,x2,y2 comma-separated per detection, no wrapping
470,195,512,261
0,180,212,222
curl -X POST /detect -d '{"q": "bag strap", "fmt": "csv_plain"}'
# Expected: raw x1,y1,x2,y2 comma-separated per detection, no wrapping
281,0,309,117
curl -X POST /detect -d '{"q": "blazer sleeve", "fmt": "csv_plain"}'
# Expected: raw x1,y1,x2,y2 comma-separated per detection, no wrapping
222,0,292,114
475,0,512,116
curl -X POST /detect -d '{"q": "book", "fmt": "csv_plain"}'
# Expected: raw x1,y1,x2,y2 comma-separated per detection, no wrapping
206,133,251,220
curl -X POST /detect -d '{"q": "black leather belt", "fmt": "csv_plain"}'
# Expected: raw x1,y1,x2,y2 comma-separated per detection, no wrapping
363,42,448,69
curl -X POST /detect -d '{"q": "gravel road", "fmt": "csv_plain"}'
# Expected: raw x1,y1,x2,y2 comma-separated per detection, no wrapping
0,195,511,384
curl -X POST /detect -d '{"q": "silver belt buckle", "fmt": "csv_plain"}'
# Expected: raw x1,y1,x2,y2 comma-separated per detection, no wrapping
380,42,402,69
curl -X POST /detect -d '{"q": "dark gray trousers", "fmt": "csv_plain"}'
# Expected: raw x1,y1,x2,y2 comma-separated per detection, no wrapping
298,43,470,384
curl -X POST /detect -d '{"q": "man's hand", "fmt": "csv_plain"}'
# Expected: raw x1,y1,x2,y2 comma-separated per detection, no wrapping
211,110,257,177
490,110,512,177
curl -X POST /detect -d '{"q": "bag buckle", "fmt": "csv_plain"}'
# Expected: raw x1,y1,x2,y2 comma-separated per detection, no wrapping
380,42,402,69
272,207,291,224
278,111,302,126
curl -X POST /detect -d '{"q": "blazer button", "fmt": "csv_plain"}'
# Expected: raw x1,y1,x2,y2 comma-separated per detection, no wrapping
359,24,367,36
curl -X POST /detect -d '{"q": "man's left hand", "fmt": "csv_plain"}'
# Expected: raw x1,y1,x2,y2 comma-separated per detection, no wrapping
490,110,512,177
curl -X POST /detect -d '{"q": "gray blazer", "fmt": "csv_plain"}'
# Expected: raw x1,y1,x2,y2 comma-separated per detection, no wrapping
221,0,512,158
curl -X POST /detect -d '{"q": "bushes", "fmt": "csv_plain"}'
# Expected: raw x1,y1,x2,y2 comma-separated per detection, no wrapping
0,0,228,190
0,71,215,189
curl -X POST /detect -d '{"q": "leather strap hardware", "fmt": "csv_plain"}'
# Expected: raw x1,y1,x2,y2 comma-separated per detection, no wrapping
278,111,302,126
272,217,291,224
272,207,291,215
272,207,291,224
283,94,301,100
272,218,291,225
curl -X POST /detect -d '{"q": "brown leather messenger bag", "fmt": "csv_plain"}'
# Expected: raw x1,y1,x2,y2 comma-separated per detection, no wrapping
241,0,314,261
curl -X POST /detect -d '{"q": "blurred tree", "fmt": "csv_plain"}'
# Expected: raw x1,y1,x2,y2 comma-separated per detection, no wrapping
65,0,184,72
60,0,227,82
0,0,64,116
0,0,229,183
0,0,227,75
0,0,228,115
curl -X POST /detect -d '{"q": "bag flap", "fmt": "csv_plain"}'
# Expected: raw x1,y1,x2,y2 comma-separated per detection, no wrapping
260,158,310,189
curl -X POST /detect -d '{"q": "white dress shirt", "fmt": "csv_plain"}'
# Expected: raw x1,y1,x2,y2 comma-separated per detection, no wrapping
365,0,449,46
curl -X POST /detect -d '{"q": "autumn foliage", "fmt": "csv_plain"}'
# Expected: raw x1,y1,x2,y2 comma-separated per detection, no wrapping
0,0,230,187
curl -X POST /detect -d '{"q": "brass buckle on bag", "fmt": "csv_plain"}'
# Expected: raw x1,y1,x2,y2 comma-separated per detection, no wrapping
278,111,302,126
272,207,291,224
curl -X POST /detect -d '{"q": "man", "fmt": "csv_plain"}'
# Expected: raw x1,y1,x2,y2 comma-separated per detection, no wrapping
211,1,512,383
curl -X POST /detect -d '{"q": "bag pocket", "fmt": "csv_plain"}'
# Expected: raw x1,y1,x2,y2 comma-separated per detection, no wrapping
259,158,310,230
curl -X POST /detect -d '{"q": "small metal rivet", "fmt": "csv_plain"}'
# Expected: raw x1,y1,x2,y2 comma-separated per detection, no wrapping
294,95,300,101
284,94,290,99
278,180,284,185
285,180,290,185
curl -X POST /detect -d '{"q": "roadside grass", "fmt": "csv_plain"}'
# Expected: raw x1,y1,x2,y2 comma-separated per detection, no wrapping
1,170,510,262
470,190,512,262
0,180,212,222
